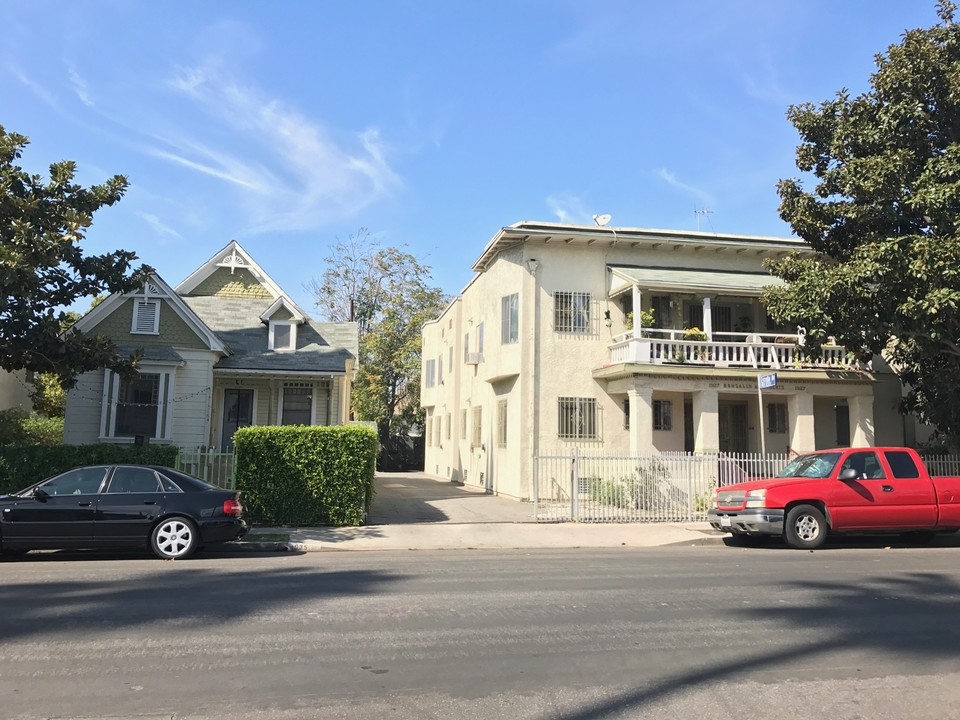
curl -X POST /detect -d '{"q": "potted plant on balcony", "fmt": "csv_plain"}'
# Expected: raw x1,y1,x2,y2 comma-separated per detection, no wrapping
682,326,710,361
625,309,656,337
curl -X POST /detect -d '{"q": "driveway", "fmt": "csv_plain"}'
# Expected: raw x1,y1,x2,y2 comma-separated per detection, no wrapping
366,472,536,524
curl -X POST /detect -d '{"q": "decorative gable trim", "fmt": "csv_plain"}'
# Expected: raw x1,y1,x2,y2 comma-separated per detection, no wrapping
259,297,306,324
70,274,228,353
176,240,298,306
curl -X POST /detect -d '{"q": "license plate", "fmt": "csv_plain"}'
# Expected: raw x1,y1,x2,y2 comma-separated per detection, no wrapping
720,515,732,528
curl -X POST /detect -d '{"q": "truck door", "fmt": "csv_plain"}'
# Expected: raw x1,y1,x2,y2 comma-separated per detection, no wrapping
831,450,936,529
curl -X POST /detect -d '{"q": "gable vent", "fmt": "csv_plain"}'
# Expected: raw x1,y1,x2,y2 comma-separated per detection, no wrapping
133,300,159,334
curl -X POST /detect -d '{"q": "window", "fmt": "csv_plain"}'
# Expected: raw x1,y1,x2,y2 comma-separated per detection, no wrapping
768,403,788,434
107,467,162,493
463,333,470,362
38,467,109,496
269,321,296,351
448,346,453,372
497,400,508,447
438,354,443,385
558,397,597,439
651,296,672,329
446,413,451,440
501,293,519,343
281,384,312,425
472,406,482,448
885,451,920,479
461,409,467,439
622,398,630,429
653,400,672,431
425,359,436,387
116,373,161,437
477,322,485,354
554,292,591,333
132,299,160,334
840,450,885,479
426,417,432,447
434,415,442,447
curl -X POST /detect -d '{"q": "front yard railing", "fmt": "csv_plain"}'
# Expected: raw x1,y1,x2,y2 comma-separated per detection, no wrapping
533,449,790,523
175,448,236,490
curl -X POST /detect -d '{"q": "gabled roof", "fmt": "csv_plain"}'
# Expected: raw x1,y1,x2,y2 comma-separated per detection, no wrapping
259,296,306,324
182,296,357,374
69,274,228,353
176,240,308,316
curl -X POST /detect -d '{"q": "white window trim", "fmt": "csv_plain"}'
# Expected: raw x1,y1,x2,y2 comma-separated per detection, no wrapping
131,298,161,335
277,382,316,425
269,320,297,351
100,365,175,442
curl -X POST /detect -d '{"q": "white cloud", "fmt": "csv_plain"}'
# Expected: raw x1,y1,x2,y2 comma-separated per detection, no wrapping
156,62,401,234
136,211,183,240
9,65,59,109
66,65,94,107
546,193,595,225
656,168,717,210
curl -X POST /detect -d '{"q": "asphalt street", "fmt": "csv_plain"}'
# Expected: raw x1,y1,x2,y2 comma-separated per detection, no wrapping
2,544,959,719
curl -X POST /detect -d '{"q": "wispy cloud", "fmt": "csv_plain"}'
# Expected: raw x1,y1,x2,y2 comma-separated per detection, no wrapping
546,193,596,225
136,211,182,240
156,61,401,234
656,168,717,209
66,64,94,107
8,65,59,109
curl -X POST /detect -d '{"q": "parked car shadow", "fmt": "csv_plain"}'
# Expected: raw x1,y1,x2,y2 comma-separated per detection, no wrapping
723,531,960,550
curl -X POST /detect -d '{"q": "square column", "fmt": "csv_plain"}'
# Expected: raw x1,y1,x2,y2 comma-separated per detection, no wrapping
693,388,719,452
848,394,875,447
788,393,815,453
702,296,713,339
628,386,654,455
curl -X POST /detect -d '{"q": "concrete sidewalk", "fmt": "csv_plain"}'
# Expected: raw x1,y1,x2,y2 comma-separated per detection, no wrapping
231,472,725,552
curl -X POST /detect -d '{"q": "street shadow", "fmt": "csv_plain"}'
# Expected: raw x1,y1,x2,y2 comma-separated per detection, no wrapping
289,525,387,544
548,570,960,719
0,562,405,644
723,532,960,551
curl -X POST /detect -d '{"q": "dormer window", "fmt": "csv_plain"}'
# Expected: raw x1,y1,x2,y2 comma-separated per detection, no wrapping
269,321,296,351
132,299,160,334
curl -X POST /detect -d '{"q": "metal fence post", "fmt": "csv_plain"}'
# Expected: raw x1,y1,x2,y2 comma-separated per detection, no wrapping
570,447,580,521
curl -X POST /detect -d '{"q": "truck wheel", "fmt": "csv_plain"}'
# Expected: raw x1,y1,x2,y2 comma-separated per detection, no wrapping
785,504,827,549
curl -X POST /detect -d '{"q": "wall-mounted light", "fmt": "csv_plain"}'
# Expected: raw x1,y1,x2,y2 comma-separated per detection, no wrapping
604,310,612,328
526,258,540,273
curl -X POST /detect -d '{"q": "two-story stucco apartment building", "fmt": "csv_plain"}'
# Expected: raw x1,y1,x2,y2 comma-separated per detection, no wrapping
421,221,914,501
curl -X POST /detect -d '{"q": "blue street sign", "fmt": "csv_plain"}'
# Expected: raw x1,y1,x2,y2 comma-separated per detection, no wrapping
758,373,778,390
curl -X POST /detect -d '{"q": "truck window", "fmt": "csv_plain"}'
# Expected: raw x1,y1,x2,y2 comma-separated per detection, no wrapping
777,452,841,478
884,451,920,479
840,451,885,480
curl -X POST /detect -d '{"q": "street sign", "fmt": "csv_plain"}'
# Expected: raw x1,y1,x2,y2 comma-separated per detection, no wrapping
758,373,778,390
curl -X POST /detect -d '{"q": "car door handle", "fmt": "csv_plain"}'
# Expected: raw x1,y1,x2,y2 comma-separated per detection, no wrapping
881,485,893,492
143,500,157,505
78,501,92,507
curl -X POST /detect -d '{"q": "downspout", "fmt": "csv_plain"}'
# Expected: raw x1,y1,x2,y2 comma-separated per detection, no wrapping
527,257,542,502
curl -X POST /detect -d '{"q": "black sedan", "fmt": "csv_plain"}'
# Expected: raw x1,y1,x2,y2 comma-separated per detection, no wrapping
0,464,248,559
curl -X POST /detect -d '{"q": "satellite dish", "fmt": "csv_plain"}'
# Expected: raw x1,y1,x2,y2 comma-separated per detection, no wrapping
593,213,612,227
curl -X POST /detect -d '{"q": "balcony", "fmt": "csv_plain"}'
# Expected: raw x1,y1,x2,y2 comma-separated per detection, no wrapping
607,329,854,371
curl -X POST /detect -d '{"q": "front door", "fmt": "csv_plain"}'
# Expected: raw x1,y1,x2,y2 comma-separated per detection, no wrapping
719,402,749,453
222,389,254,449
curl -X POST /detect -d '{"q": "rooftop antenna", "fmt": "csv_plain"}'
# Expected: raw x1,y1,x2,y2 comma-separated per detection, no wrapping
695,207,714,232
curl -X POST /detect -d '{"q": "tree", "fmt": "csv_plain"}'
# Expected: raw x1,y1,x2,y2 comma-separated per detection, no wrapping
1,126,150,388
308,232,447,441
763,1,960,439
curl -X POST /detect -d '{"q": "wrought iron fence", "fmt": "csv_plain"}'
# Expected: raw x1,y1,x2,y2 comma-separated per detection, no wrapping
533,449,790,523
918,453,960,477
175,448,236,490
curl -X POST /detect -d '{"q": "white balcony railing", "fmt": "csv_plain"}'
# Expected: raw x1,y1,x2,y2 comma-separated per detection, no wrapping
608,330,856,370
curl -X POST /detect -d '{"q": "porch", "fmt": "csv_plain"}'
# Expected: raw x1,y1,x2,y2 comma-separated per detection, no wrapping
607,329,855,371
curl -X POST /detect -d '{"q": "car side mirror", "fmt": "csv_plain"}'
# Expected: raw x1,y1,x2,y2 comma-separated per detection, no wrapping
837,468,859,481
32,487,50,500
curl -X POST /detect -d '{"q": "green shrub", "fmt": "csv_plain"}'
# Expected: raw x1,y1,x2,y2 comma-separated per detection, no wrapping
233,424,379,526
0,444,178,494
0,408,63,446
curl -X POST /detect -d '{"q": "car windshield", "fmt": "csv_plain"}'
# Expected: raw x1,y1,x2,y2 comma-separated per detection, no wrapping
776,452,842,479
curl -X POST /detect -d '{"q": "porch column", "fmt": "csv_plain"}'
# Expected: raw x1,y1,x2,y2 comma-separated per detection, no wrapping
848,394,875,447
628,386,654,455
702,296,713,339
632,284,642,337
788,393,815,453
693,387,719,452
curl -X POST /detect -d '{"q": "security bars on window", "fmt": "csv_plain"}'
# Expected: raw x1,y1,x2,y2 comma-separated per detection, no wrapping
558,397,597,439
554,291,591,333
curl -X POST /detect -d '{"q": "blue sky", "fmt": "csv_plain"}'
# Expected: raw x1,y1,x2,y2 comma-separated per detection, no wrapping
2,0,942,314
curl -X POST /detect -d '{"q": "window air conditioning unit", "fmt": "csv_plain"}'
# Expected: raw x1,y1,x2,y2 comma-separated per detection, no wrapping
465,352,483,365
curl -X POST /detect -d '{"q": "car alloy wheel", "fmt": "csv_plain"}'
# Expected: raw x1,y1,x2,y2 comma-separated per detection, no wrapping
151,517,198,559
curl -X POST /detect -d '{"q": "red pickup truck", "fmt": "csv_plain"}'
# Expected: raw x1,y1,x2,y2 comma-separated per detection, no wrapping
708,447,960,549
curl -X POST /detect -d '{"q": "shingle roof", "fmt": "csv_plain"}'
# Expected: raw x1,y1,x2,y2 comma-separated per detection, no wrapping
182,296,358,374
115,344,184,364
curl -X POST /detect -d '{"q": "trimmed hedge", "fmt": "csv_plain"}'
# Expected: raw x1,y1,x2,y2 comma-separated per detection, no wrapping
233,425,379,526
0,408,64,446
0,444,179,495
